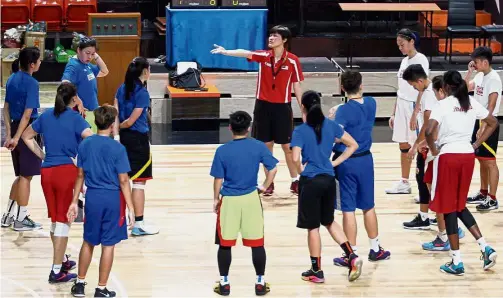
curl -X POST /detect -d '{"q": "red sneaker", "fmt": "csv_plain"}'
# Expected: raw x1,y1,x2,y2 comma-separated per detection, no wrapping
290,180,299,195
263,183,274,196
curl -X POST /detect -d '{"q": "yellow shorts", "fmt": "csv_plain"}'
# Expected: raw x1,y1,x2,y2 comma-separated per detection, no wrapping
215,191,264,247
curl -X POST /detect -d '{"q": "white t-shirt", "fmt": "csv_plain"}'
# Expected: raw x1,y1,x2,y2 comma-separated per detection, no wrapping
417,83,439,129
397,52,429,102
472,69,502,116
430,96,489,155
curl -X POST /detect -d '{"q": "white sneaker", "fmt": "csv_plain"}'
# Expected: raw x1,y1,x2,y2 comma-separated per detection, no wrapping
131,221,159,236
414,196,420,204
385,180,411,194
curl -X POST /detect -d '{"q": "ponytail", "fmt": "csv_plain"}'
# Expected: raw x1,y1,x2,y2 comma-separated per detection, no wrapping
302,90,325,144
11,59,20,73
54,82,78,117
443,70,470,112
124,57,149,100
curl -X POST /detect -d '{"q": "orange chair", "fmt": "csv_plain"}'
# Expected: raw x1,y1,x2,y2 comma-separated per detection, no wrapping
31,0,64,31
64,0,97,31
1,0,31,31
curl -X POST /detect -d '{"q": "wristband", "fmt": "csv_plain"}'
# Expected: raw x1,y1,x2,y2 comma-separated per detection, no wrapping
114,135,120,141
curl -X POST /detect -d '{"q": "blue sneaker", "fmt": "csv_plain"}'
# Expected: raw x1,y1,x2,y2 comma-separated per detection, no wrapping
440,261,465,276
368,246,391,262
457,227,465,239
62,254,76,271
48,270,77,283
422,236,450,251
333,254,349,267
482,246,497,270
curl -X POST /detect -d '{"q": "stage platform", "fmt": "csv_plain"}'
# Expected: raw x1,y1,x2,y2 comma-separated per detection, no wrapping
147,56,503,124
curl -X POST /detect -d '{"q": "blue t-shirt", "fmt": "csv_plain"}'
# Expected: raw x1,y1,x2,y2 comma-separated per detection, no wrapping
116,83,150,133
61,57,100,111
77,135,131,191
291,118,344,178
32,108,90,168
333,97,376,154
5,71,39,121
210,138,278,196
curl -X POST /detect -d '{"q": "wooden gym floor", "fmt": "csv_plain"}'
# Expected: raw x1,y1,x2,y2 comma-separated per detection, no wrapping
1,143,502,297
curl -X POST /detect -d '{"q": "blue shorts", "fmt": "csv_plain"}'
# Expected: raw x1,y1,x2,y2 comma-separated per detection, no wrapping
334,153,375,212
84,189,127,246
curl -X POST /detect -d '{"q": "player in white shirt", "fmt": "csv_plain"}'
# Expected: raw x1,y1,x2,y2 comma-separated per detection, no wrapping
425,70,498,276
401,69,466,250
464,47,501,211
387,29,430,194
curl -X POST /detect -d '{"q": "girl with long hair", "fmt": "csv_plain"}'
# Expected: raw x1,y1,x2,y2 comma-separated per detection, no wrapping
113,57,158,236
22,82,93,283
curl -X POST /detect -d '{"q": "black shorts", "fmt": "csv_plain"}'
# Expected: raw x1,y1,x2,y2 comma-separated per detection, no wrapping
119,129,152,181
11,119,42,177
416,151,430,205
297,174,336,229
472,120,499,159
252,99,293,144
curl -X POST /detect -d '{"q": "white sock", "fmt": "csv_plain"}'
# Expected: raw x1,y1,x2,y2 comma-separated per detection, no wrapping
5,199,16,216
98,285,106,290
401,178,409,183
350,245,358,255
419,211,429,221
77,277,85,284
292,176,299,182
451,250,462,265
438,230,448,242
256,275,265,285
369,237,380,253
17,206,28,221
220,276,229,285
477,237,488,251
52,264,62,274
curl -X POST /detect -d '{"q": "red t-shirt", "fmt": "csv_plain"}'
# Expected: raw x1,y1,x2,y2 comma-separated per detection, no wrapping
248,50,304,104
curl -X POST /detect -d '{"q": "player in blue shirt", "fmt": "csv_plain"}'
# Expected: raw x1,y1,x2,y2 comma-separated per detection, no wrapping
62,36,109,222
211,111,278,296
291,90,362,284
68,106,135,298
22,82,93,283
1,47,43,232
331,71,391,267
113,57,158,236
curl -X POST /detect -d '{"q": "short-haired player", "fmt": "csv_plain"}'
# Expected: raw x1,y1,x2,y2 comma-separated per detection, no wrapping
211,111,278,296
464,46,501,211
69,106,135,297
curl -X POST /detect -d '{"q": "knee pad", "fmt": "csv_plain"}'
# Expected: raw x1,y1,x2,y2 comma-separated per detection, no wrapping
53,222,71,237
457,208,477,229
50,222,56,233
132,183,146,190
400,148,410,153
444,212,458,235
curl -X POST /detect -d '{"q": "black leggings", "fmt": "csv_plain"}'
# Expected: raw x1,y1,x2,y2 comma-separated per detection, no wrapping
444,208,477,235
218,246,266,276
416,152,430,204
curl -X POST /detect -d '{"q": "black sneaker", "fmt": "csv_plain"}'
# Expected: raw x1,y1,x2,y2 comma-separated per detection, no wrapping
467,192,486,204
403,214,430,230
301,268,325,283
255,282,270,296
213,282,230,296
94,287,116,297
430,218,438,226
71,281,86,297
476,199,499,211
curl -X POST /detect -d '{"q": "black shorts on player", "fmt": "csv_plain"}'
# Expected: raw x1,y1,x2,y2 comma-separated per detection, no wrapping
252,99,293,144
472,120,499,159
297,174,336,229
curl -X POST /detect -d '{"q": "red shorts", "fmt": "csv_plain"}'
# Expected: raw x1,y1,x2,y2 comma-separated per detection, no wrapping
430,153,475,214
424,160,433,184
41,164,78,223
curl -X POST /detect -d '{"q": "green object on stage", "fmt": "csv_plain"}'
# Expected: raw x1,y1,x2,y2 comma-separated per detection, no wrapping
85,110,97,133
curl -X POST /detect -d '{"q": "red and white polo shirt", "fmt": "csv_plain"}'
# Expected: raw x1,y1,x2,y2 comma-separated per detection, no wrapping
248,50,304,104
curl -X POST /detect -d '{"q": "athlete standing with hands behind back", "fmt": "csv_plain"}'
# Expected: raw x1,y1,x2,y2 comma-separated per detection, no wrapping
211,25,304,196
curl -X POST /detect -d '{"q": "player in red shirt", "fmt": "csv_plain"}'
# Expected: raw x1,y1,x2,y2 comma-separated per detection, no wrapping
211,25,304,196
